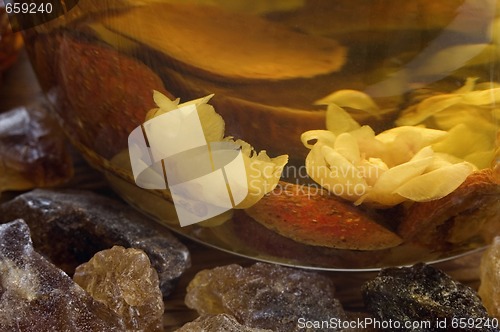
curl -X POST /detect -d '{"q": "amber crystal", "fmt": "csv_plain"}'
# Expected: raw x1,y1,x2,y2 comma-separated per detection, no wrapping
74,246,165,331
479,237,500,319
175,314,272,332
0,219,125,331
185,262,347,332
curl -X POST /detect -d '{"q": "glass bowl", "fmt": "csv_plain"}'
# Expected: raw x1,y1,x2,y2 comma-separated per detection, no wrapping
18,0,500,270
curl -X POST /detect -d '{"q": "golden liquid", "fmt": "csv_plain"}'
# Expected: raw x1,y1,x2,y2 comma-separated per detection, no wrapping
24,0,500,269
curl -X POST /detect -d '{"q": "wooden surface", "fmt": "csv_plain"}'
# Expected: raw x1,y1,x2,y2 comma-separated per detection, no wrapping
0,49,486,331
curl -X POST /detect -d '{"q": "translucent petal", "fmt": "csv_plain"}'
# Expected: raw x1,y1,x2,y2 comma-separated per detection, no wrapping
462,87,500,106
325,104,360,135
153,90,179,111
178,94,215,108
433,123,495,160
320,145,367,199
452,77,478,94
433,106,495,131
196,104,225,142
395,162,474,202
233,139,288,209
305,144,367,201
366,152,433,199
315,89,380,118
357,158,387,186
375,126,447,145
333,132,360,163
465,150,496,170
300,130,336,149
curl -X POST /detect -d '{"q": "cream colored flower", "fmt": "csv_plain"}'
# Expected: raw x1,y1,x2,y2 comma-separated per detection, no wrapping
397,78,500,169
148,91,288,211
302,91,476,207
226,138,288,209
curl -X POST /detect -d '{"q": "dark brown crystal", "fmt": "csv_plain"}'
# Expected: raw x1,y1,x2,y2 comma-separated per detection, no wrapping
0,103,73,193
174,314,272,332
362,263,498,332
185,262,347,332
0,189,191,297
0,219,125,331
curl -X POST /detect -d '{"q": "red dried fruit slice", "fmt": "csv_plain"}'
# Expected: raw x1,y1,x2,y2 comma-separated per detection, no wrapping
56,35,172,158
244,182,402,250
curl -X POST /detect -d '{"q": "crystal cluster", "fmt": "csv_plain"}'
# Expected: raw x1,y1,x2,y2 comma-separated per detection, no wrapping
174,314,272,332
185,262,347,332
0,189,190,296
479,237,500,319
74,246,164,331
0,219,125,331
363,263,497,332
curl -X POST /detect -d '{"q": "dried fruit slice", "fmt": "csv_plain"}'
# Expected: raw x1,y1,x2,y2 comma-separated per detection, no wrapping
103,3,346,81
56,35,172,158
398,168,500,248
244,182,402,250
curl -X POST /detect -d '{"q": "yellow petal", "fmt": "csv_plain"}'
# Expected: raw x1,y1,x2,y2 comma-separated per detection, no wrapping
334,132,360,163
319,145,368,200
315,89,381,118
462,87,500,106
300,130,336,149
395,162,474,202
432,123,495,161
153,90,179,111
375,127,447,167
396,94,462,126
196,103,225,142
452,77,478,94
376,126,447,145
325,104,360,135
358,150,433,206
232,139,288,209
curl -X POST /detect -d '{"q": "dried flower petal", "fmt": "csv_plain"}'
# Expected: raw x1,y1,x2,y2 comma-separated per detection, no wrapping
325,104,361,135
145,92,288,213
315,89,380,118
229,138,288,209
303,89,476,206
395,162,474,202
